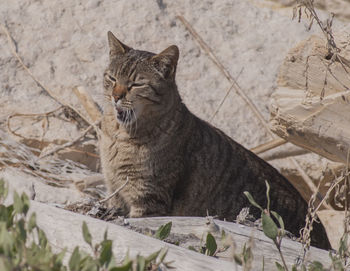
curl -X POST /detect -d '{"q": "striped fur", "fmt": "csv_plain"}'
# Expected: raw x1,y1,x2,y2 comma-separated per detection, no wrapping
99,32,330,249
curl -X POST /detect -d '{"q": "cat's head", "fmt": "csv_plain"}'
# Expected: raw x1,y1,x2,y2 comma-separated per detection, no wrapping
103,31,180,131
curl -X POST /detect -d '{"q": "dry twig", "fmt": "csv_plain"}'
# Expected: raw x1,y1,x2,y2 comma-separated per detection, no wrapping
0,23,92,128
209,68,244,123
38,120,100,160
73,86,102,123
250,138,287,155
99,177,129,204
7,107,63,140
300,168,349,258
177,15,274,137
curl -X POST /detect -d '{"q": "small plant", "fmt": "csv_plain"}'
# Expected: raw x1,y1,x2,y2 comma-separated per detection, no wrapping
188,232,219,256
154,222,172,241
204,232,217,256
188,231,223,257
0,178,172,271
76,221,171,271
244,181,350,270
233,240,254,271
244,181,287,270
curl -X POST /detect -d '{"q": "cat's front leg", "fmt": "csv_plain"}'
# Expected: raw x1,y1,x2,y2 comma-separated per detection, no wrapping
129,202,168,218
129,206,146,218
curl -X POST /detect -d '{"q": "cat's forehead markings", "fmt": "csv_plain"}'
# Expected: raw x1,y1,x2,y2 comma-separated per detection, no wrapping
115,50,154,78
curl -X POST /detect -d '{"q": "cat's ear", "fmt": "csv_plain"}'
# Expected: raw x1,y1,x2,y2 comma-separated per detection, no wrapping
151,45,179,79
107,31,131,58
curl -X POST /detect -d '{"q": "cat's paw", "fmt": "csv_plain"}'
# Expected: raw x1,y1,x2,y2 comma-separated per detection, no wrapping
129,206,146,218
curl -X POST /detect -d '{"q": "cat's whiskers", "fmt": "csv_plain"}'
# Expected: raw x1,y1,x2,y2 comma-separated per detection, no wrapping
131,108,138,137
127,109,132,135
133,108,138,136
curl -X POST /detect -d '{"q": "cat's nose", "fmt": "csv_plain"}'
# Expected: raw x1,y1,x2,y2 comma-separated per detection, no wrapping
112,84,127,100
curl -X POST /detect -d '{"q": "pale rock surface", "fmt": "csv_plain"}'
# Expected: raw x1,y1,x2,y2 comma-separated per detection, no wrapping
1,168,84,206
0,0,335,148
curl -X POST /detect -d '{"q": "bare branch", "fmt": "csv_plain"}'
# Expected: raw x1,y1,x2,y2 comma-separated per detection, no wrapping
99,177,130,204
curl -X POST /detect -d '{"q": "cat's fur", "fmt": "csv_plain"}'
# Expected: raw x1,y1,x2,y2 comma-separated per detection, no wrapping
99,31,330,249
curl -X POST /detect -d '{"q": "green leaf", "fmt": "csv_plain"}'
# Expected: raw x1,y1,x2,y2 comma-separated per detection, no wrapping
13,191,23,214
82,221,92,247
339,233,349,258
99,240,112,267
188,246,197,252
28,213,37,232
243,244,252,264
110,261,132,271
17,218,27,242
54,247,67,266
262,212,278,240
0,179,8,202
309,261,325,271
155,222,172,240
271,211,285,235
123,250,130,264
0,223,14,255
38,228,48,248
136,255,146,271
69,247,81,271
243,191,263,211
233,254,242,265
21,193,30,215
292,265,298,271
205,232,217,256
5,206,14,228
145,249,160,264
265,181,271,212
221,229,226,241
0,205,14,228
79,256,98,271
275,262,284,271
103,228,108,241
262,256,264,271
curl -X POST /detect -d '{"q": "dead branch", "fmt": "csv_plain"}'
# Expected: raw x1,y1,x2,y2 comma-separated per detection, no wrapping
251,138,287,154
260,148,310,161
72,86,102,123
0,23,92,128
177,15,274,137
99,177,129,204
38,120,100,160
209,68,244,123
7,107,63,140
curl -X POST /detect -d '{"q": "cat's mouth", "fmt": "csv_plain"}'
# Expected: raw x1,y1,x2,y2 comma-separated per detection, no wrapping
115,106,135,125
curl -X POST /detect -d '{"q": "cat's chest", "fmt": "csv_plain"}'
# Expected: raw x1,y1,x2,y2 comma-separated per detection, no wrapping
111,138,155,168
116,141,146,159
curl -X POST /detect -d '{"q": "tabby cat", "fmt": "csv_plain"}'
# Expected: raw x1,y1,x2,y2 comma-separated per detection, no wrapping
99,31,330,249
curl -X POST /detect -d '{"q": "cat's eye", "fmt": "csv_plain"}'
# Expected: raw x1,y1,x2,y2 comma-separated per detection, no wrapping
107,75,117,82
127,82,145,91
104,73,116,83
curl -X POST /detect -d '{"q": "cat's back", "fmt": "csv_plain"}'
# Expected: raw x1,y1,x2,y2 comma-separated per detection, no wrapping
172,115,304,220
171,114,329,249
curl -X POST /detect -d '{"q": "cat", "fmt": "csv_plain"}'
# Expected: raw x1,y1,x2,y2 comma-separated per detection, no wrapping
99,31,330,249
